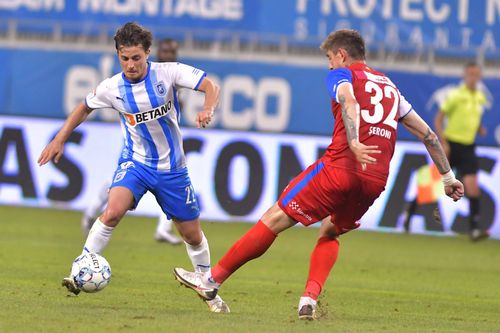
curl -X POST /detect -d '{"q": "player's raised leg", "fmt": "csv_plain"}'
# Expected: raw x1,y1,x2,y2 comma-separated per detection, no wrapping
174,160,328,301
211,204,296,283
174,203,296,299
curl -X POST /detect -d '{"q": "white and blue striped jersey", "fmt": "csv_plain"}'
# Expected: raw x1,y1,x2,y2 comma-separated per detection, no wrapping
85,62,206,171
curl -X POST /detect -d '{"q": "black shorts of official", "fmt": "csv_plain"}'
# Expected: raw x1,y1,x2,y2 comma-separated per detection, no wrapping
447,140,478,176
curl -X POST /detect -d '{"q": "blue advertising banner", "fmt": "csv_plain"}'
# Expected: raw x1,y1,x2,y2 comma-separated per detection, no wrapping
0,0,258,31
0,47,498,146
1,1,500,54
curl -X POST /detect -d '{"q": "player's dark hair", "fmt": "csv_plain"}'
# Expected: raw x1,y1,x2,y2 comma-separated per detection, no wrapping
320,29,366,60
464,61,480,70
114,22,152,51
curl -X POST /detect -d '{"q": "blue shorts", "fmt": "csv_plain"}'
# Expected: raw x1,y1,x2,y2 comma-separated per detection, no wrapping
110,159,200,222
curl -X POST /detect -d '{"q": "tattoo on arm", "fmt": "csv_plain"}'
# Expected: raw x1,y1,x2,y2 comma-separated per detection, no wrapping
422,127,451,174
339,94,359,144
423,127,439,147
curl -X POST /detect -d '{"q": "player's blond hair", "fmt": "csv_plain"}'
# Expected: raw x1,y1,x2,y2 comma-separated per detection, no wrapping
320,29,366,60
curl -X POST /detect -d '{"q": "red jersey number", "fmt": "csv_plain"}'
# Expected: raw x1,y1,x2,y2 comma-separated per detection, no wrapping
360,81,399,129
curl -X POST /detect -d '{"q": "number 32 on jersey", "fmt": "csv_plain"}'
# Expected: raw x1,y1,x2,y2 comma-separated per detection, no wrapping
361,80,399,130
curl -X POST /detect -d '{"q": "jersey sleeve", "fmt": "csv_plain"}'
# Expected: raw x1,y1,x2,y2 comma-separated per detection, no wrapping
172,63,206,90
85,79,112,110
325,68,353,102
398,92,414,120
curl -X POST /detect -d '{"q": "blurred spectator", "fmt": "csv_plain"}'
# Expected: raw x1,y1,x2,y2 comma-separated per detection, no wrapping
401,164,443,232
157,38,179,62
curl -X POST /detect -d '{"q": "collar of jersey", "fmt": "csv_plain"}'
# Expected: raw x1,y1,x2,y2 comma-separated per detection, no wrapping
458,83,480,95
348,62,367,71
121,61,151,85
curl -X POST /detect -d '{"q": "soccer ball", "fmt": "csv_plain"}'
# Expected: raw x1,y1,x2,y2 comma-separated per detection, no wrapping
71,253,111,293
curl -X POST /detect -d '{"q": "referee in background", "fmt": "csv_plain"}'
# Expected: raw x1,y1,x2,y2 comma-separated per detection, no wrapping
434,62,489,242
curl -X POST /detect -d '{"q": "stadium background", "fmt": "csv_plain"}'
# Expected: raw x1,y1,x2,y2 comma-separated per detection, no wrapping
0,0,499,238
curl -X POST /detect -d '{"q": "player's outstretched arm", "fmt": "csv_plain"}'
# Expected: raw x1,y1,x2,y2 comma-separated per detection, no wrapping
195,77,220,128
337,84,381,169
401,111,464,201
38,102,92,166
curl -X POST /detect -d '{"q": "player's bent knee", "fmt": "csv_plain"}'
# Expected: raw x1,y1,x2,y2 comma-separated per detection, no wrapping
319,217,339,239
319,226,339,240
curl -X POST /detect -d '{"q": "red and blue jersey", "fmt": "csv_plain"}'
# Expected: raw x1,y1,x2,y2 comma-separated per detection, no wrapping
322,62,413,182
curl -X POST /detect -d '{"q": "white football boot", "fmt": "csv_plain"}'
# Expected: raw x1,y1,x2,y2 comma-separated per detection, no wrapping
298,296,317,320
173,268,219,300
62,276,81,295
174,268,230,313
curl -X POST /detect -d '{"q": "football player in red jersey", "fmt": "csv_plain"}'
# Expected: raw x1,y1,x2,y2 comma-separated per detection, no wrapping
174,29,465,320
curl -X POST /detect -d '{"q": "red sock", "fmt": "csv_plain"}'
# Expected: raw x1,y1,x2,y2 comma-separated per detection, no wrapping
303,237,339,300
211,221,277,284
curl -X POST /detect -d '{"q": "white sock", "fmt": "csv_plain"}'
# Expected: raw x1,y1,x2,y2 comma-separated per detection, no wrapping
82,218,114,254
83,182,110,220
185,232,211,273
156,214,173,234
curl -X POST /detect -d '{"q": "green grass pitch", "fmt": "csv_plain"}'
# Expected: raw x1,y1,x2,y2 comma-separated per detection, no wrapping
0,205,499,333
